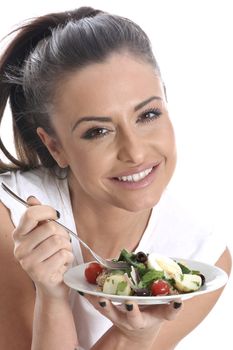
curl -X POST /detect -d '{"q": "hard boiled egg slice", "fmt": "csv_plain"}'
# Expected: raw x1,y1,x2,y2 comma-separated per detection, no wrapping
102,274,131,296
174,274,202,292
147,253,182,277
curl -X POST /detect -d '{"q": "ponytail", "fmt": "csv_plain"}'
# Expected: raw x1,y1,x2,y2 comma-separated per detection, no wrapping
0,7,102,172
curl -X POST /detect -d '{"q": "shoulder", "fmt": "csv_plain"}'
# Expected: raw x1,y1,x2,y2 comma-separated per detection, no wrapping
0,167,70,227
0,166,64,201
0,167,49,190
0,167,61,224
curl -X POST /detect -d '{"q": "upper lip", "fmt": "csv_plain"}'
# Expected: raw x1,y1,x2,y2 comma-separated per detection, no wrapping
112,161,161,178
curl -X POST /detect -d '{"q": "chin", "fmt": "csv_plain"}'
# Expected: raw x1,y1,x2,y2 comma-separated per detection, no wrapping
115,194,163,213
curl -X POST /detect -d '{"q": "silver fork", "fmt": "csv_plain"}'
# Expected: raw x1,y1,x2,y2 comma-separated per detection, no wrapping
1,182,129,270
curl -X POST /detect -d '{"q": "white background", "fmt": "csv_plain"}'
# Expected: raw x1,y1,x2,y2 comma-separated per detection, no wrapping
0,1,232,348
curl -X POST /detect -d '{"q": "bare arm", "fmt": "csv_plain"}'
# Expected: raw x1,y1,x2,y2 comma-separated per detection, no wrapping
0,202,34,349
0,201,78,350
32,292,78,350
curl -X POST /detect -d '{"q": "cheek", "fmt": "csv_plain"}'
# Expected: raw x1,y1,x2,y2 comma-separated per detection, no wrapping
67,144,106,182
154,119,176,154
156,121,177,171
165,127,177,172
72,153,95,174
166,128,176,156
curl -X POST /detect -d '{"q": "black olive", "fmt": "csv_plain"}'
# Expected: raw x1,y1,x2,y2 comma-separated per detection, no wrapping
135,288,150,296
199,273,206,286
135,252,148,263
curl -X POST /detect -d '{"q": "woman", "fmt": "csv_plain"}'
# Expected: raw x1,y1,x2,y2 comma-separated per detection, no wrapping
0,6,231,350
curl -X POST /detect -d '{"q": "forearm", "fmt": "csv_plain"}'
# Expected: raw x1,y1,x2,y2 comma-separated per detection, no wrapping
32,291,78,350
92,325,159,350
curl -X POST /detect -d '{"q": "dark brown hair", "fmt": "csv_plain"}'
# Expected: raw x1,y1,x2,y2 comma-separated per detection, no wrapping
0,6,160,173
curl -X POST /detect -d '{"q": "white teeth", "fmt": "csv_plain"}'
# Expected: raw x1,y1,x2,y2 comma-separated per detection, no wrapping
132,173,140,182
117,167,153,182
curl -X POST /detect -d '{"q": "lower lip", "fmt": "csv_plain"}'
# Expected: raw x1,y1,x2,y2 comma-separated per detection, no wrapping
110,163,161,190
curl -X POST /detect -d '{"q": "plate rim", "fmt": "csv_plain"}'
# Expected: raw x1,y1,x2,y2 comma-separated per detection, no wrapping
64,258,228,305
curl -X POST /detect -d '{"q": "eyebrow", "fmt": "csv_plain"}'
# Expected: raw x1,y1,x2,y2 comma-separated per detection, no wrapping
134,96,162,111
71,95,162,132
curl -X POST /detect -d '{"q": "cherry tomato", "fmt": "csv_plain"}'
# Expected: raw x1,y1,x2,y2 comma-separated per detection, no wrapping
151,279,170,296
84,262,103,284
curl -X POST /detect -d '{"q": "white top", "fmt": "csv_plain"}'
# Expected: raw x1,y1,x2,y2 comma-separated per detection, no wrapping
0,167,226,349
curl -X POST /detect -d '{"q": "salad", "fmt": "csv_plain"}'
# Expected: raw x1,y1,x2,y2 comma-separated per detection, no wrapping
84,249,205,297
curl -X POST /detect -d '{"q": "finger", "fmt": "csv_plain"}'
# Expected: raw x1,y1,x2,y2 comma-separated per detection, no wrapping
124,301,146,329
124,299,183,329
19,235,73,267
95,300,147,330
27,195,41,206
44,250,75,284
95,298,126,325
14,221,71,260
151,299,183,321
14,204,60,238
83,295,124,324
164,300,183,320
34,250,74,285
27,196,61,221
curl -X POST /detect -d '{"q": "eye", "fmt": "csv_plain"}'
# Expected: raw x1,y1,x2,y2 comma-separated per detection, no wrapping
82,127,112,140
137,108,162,124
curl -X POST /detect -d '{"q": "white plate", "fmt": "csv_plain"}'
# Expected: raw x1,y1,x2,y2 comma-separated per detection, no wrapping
64,258,228,305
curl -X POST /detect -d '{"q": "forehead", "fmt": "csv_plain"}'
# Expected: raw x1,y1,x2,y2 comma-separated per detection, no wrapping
53,53,164,117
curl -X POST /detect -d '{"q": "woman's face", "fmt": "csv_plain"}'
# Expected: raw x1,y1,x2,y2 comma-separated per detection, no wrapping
42,52,177,212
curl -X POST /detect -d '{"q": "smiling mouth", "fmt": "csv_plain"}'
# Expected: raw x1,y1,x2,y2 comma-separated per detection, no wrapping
115,167,154,183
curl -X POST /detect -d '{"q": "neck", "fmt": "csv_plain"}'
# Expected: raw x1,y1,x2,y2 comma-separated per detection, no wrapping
68,177,152,260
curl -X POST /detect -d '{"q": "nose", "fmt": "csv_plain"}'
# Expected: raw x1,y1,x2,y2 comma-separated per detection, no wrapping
116,129,145,164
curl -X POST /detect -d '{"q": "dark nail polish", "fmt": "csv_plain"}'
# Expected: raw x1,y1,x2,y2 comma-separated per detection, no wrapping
77,291,84,296
99,301,106,308
173,302,182,309
56,210,60,219
125,304,133,311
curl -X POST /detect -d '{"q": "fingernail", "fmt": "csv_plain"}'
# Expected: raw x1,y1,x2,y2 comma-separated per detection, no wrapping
125,304,133,311
99,301,106,308
69,237,72,243
56,210,60,219
173,302,182,309
77,291,84,296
